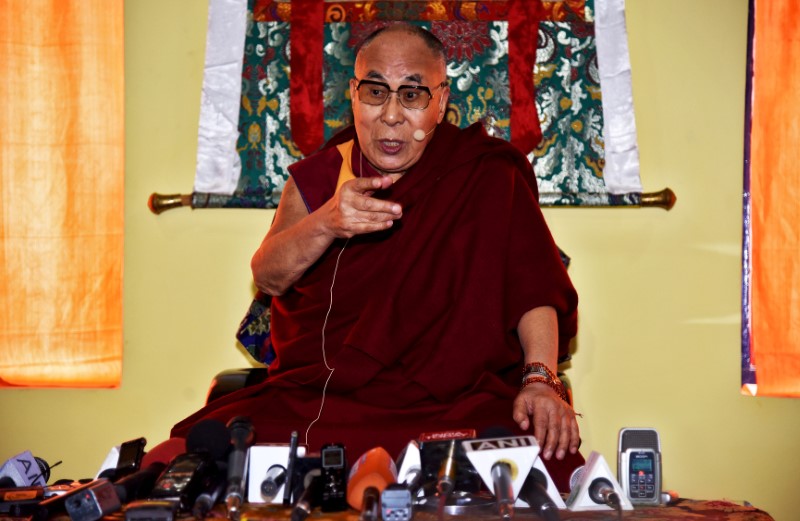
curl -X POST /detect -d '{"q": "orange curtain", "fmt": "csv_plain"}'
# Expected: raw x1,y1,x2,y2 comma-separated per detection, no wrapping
749,0,800,396
0,1,124,387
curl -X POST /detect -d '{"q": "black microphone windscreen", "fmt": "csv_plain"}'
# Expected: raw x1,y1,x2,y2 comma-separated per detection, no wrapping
226,417,255,450
34,457,52,484
186,419,232,462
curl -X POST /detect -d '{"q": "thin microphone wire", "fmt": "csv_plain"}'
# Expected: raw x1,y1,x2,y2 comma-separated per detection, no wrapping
305,146,363,446
304,238,349,447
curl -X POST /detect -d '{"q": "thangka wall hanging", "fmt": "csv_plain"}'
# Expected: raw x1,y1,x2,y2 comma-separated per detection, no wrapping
150,0,675,213
741,0,800,398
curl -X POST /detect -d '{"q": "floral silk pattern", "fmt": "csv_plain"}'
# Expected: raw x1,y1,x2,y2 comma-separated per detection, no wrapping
200,0,640,210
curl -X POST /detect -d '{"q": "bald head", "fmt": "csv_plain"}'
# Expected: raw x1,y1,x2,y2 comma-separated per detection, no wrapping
355,23,446,73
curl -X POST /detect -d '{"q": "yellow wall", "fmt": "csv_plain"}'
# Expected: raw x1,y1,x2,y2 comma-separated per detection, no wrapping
1,0,799,519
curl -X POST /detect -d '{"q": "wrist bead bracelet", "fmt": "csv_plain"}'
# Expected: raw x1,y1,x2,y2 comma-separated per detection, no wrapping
521,361,559,384
521,374,570,404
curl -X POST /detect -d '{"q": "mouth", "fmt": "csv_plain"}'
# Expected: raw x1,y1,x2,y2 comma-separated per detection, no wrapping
377,139,404,155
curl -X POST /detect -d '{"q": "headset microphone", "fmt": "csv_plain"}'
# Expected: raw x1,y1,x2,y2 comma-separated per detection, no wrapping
412,127,436,142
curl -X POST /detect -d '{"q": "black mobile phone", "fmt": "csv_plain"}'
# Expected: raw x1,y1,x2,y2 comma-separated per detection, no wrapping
117,438,147,476
319,444,347,512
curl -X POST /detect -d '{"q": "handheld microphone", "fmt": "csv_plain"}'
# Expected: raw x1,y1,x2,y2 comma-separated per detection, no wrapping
518,468,560,521
224,416,255,521
359,486,380,521
462,434,540,510
291,471,322,521
418,428,478,497
246,442,308,504
412,127,436,141
565,451,632,512
346,447,397,511
589,478,621,511
283,431,299,506
490,462,515,520
436,440,457,497
192,472,226,520
0,451,56,488
260,464,286,502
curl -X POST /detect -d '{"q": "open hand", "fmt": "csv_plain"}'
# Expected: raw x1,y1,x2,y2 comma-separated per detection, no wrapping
512,381,580,461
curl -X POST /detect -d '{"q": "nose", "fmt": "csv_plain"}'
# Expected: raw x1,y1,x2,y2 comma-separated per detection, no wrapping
380,93,405,126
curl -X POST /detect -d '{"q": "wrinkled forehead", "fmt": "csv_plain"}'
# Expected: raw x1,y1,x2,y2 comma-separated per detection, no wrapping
354,31,446,83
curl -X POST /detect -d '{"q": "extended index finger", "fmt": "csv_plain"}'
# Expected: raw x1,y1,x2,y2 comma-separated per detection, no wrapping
344,177,402,216
348,175,394,194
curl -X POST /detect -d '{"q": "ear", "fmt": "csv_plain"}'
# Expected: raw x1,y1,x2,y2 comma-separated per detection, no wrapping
437,85,450,123
349,78,358,110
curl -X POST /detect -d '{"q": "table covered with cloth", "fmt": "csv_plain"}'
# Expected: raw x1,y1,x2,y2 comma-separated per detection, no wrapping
237,498,774,521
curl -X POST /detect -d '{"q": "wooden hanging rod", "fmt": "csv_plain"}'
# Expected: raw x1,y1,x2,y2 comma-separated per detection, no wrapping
148,188,676,214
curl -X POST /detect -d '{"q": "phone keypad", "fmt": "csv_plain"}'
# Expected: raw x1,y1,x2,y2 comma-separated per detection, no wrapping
629,471,656,499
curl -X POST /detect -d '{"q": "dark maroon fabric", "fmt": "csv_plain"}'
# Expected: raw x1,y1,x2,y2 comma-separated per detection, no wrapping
171,122,581,490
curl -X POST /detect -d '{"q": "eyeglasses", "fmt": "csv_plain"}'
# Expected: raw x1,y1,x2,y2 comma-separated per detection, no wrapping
354,78,448,110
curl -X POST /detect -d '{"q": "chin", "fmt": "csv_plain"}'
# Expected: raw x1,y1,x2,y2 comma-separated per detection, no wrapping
367,156,408,175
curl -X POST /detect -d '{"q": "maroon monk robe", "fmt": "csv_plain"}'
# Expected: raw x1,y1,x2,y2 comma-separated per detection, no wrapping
171,122,581,491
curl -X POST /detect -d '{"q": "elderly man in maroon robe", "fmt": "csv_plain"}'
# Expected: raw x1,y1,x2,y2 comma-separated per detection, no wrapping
171,22,582,491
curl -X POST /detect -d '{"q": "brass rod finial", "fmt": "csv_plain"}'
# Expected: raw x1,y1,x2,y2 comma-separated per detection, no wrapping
640,188,677,210
148,193,192,214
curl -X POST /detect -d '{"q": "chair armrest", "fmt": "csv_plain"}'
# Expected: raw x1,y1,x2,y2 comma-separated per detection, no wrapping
206,367,269,404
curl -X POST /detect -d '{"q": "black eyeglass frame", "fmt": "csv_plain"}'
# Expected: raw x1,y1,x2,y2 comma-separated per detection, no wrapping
353,78,448,110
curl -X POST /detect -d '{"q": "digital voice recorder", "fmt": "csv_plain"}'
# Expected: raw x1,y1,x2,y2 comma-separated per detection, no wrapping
320,444,348,512
617,427,662,505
